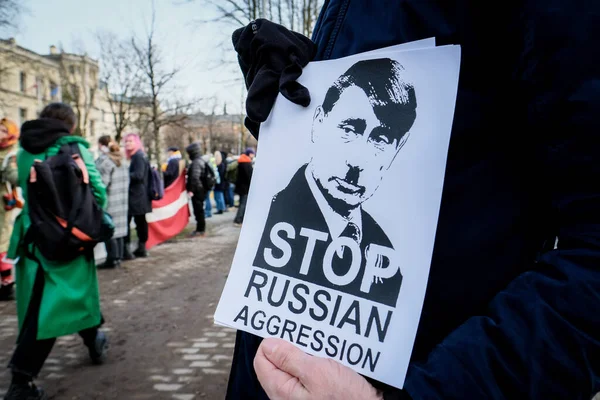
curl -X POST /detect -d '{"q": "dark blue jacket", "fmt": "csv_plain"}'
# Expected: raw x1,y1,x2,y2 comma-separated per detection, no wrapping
227,1,600,399
164,157,181,188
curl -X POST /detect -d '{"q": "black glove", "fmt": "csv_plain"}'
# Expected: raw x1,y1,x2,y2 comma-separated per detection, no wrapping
232,19,317,138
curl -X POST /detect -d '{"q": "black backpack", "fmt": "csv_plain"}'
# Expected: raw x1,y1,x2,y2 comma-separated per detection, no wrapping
25,143,113,262
147,162,164,201
202,162,217,192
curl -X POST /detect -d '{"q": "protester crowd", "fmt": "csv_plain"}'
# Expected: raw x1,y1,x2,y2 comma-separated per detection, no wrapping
0,101,256,399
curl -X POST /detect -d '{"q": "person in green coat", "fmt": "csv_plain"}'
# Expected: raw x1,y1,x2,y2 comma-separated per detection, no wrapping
3,103,109,400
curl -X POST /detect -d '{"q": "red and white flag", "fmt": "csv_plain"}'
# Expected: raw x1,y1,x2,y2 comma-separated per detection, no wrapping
146,173,190,249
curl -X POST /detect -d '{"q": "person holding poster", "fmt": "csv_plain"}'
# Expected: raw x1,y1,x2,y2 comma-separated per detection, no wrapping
225,2,600,399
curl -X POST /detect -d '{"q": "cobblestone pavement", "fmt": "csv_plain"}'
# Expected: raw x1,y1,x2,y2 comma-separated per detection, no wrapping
0,212,240,399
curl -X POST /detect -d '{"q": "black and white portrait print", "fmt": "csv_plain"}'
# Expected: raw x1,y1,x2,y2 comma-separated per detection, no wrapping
253,58,418,307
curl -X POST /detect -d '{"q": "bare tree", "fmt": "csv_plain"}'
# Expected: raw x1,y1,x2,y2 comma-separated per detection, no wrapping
162,123,196,155
0,0,22,32
132,7,197,165
188,0,324,37
131,18,198,164
203,100,218,153
98,32,142,142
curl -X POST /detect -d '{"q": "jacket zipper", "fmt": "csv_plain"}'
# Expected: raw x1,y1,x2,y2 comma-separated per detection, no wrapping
323,0,351,60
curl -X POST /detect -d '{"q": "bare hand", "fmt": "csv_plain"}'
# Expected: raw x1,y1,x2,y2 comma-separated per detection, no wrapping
188,191,194,198
254,338,383,400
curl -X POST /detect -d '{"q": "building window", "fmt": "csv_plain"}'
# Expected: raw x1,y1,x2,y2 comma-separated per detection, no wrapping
19,108,27,126
50,82,59,100
69,65,75,75
19,72,26,93
90,120,95,137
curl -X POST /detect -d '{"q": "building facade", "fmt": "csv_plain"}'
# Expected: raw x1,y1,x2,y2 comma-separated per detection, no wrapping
0,38,132,152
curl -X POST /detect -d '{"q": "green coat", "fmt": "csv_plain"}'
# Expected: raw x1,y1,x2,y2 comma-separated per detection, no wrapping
7,136,107,340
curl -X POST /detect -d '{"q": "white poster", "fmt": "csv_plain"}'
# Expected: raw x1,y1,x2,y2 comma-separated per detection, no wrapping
215,43,461,389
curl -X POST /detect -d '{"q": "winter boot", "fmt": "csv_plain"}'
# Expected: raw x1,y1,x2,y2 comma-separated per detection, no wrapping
88,331,108,365
123,246,135,261
3,382,47,400
133,242,149,258
0,282,15,301
97,259,119,269
188,231,206,238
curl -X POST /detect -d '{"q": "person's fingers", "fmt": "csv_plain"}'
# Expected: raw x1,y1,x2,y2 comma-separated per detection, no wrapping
254,339,308,400
261,338,312,380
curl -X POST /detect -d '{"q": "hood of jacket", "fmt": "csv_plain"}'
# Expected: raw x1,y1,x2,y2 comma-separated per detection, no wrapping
19,118,71,154
108,150,123,167
186,143,202,160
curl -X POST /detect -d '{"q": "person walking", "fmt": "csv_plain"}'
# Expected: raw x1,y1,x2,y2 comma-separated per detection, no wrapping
123,133,151,260
0,118,20,301
96,138,129,269
203,154,219,219
213,151,227,215
3,103,108,400
186,143,207,237
226,156,238,208
233,148,254,226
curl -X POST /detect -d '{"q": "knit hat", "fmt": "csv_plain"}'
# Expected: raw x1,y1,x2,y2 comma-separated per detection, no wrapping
244,148,256,156
168,146,179,152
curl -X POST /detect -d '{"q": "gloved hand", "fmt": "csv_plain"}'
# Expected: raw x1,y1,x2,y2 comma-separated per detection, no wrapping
232,19,317,138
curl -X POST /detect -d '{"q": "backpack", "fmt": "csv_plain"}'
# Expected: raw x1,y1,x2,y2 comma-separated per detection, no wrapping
202,162,216,192
25,144,114,262
148,163,164,200
226,160,238,183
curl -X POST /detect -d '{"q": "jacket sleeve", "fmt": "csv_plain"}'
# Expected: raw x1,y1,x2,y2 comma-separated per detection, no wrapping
79,144,108,209
130,153,146,184
401,9,600,400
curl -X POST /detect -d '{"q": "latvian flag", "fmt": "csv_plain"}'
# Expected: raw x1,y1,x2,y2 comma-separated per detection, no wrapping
146,173,190,249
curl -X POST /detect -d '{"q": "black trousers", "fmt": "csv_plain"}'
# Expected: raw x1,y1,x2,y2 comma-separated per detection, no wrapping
191,196,206,233
8,266,99,378
105,237,125,261
234,195,248,224
126,214,148,244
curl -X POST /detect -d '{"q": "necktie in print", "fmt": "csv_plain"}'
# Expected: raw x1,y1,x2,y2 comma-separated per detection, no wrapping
341,222,361,243
330,222,362,278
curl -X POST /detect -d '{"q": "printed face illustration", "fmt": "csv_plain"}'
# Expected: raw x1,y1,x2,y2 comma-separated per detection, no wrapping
310,86,409,216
